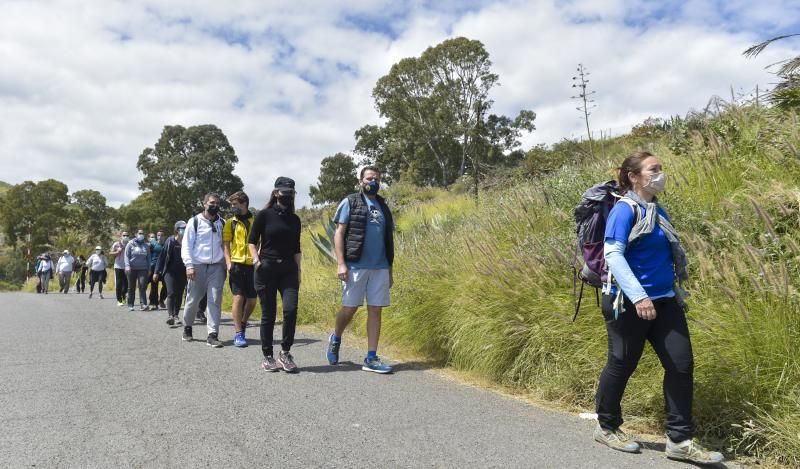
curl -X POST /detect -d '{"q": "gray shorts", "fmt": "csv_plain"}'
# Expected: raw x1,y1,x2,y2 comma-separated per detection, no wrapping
341,268,390,307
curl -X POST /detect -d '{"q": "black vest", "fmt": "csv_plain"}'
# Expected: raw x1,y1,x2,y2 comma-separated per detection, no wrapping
344,193,394,266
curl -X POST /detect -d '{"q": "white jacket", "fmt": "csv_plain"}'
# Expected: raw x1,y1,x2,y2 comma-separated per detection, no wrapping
86,254,108,272
56,255,74,273
181,214,225,269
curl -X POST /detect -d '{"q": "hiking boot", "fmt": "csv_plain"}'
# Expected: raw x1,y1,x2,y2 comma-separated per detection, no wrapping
665,436,724,464
182,327,192,342
261,356,280,372
326,333,340,365
233,331,247,348
593,425,640,453
166,316,175,326
197,312,207,324
362,356,393,374
278,351,298,373
206,333,223,348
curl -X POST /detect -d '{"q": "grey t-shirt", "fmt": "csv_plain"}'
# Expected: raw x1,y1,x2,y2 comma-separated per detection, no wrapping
112,240,127,269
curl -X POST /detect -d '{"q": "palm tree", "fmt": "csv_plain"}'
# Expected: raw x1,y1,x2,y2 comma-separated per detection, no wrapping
744,34,800,109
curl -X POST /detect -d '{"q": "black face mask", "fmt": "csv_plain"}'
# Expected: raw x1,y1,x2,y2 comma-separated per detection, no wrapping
207,205,220,216
277,195,294,207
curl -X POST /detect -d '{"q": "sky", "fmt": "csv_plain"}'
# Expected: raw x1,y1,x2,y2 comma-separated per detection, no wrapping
1,0,799,209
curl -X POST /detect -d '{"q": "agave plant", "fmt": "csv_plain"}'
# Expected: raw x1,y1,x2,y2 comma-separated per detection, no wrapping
310,219,337,264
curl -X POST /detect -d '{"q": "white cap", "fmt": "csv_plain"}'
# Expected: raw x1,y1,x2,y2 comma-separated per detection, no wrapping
95,246,102,250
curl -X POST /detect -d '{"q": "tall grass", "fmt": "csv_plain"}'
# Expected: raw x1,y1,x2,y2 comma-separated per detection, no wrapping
299,105,800,466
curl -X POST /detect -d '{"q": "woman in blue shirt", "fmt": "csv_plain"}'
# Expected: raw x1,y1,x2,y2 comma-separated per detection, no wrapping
593,152,723,465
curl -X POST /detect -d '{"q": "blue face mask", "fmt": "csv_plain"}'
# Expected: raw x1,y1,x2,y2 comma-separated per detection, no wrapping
363,180,380,195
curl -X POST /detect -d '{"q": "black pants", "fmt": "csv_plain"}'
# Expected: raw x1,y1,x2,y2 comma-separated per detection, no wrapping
75,268,87,292
255,259,299,357
89,270,104,293
126,269,148,307
115,268,128,302
595,294,695,442
164,271,187,318
148,267,167,306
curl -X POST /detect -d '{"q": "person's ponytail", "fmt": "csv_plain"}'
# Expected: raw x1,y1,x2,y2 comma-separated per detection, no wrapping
617,151,654,193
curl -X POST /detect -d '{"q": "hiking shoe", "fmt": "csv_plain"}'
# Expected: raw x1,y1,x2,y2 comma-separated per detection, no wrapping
326,333,340,365
166,316,175,326
140,304,148,311
117,301,125,307
88,293,93,299
99,294,104,299
197,313,207,324
665,436,724,464
206,333,223,348
182,327,192,342
159,302,166,309
233,331,247,348
261,356,280,372
362,356,393,374
278,351,298,373
593,425,640,453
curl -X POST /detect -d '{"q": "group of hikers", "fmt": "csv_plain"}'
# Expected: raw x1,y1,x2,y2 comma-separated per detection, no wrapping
31,157,724,464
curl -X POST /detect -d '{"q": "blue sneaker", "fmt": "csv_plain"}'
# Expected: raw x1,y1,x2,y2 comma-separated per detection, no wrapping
362,356,393,374
233,331,247,348
326,334,340,365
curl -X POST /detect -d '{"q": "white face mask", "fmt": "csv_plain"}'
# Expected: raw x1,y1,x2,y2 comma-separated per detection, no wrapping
644,172,666,194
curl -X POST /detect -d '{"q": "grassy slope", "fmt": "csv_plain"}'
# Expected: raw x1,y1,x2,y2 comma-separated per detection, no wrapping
300,105,800,466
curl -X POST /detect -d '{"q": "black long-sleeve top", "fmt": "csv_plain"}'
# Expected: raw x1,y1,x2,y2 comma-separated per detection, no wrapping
247,207,302,261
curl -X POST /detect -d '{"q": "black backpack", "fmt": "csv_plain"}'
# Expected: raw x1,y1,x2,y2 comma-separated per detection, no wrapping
572,180,637,320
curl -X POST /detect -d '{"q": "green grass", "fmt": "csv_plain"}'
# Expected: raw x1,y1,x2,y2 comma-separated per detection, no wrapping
299,105,800,466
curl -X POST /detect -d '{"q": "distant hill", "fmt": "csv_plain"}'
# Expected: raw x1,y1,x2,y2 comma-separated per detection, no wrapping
0,181,10,193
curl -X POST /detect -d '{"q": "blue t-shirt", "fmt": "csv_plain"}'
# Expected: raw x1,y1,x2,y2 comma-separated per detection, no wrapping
605,202,674,298
334,196,390,270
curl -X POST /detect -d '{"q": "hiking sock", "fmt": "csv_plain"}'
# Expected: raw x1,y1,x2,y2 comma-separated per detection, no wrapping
332,334,341,343
367,350,378,359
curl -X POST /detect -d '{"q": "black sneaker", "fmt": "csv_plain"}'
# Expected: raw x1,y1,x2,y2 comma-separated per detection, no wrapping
197,313,207,324
166,316,175,326
182,326,192,342
206,333,223,348
159,302,166,309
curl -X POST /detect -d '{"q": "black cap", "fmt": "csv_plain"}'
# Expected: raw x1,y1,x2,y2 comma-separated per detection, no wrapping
274,176,296,193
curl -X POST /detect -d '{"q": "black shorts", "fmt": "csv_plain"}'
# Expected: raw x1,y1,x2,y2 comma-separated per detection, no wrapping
228,263,257,299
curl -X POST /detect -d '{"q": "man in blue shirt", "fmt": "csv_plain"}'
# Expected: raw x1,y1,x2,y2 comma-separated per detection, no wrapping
326,166,395,373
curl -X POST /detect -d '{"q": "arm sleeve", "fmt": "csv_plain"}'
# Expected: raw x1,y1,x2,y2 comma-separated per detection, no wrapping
181,218,195,269
248,211,265,246
124,243,131,269
333,199,350,225
222,219,233,242
295,216,302,254
604,239,648,303
155,240,168,275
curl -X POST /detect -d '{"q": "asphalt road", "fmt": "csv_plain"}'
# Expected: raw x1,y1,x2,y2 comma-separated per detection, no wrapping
0,292,736,468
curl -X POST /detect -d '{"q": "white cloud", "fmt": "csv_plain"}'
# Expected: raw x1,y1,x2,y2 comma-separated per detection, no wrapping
0,0,798,212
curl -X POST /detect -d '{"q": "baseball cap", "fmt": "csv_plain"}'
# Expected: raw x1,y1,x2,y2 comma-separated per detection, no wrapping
274,176,296,193
174,220,187,231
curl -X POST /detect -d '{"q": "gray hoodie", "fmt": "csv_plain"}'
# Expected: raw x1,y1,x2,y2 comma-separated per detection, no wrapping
124,239,151,270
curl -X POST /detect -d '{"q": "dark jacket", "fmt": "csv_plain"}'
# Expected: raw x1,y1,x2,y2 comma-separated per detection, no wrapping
344,192,394,266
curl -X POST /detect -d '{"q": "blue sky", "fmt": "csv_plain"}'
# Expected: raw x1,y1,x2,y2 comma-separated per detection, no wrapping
0,0,798,209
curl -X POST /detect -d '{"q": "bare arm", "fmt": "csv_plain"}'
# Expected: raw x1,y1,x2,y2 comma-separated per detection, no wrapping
223,241,232,270
334,223,347,281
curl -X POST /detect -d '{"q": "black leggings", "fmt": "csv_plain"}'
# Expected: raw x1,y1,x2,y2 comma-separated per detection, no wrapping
255,260,299,357
115,268,128,302
149,267,167,306
89,270,104,293
163,271,187,317
595,295,695,442
75,268,87,292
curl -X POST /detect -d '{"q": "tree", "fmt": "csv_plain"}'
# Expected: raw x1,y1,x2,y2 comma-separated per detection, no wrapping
0,179,69,254
571,64,596,157
364,37,534,188
744,34,800,109
309,153,357,206
117,192,170,234
67,189,116,249
137,124,244,224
